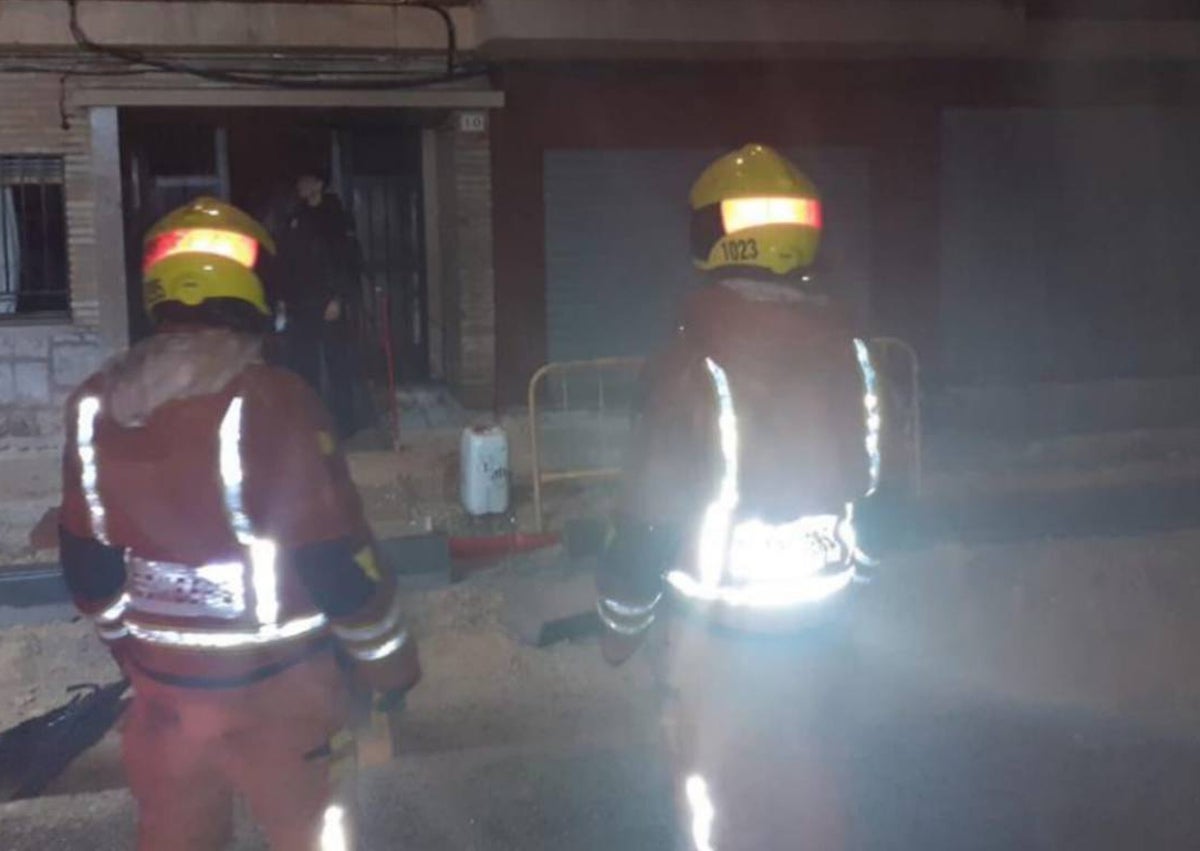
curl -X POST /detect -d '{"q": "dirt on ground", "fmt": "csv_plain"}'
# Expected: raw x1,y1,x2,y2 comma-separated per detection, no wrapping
0,617,119,734
7,525,1200,749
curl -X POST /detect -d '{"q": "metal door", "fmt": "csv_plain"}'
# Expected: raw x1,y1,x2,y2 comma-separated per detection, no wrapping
339,129,428,384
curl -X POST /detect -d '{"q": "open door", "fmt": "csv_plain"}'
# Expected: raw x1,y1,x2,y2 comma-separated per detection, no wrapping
119,111,430,445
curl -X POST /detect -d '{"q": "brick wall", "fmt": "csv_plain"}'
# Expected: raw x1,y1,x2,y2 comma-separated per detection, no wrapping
0,73,108,439
0,323,106,441
447,117,496,409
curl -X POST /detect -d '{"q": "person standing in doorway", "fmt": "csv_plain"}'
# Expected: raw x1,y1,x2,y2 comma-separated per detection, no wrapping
274,172,364,437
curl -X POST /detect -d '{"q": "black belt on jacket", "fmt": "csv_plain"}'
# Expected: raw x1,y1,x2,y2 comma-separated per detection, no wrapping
130,636,335,690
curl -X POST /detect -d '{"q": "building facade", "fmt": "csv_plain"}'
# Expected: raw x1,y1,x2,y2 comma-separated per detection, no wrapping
2,0,1200,438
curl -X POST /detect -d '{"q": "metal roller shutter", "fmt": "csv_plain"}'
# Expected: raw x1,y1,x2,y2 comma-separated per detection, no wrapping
941,107,1200,383
544,147,872,363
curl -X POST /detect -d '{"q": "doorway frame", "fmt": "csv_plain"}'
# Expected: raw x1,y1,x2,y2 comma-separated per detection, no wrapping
83,87,503,388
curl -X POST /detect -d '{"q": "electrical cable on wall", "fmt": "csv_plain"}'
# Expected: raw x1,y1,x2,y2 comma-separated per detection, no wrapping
58,73,69,130
63,0,488,90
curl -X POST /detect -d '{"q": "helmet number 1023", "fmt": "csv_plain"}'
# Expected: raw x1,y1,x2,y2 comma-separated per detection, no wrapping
721,239,759,263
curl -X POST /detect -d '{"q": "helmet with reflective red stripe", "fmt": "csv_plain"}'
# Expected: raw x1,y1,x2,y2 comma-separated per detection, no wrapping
142,197,275,324
689,144,821,278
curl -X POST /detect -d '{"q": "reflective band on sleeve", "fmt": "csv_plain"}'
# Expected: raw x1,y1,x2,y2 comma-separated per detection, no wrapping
76,396,110,545
125,612,327,649
218,396,280,626
96,622,129,642
853,339,882,496
93,592,130,625
344,629,408,663
596,598,656,636
600,593,662,619
331,591,404,644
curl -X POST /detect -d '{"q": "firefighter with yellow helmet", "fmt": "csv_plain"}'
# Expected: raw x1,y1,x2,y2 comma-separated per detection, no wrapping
59,197,419,850
596,146,882,848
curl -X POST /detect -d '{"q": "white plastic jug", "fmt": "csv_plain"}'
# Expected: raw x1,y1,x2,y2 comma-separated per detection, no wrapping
460,425,510,516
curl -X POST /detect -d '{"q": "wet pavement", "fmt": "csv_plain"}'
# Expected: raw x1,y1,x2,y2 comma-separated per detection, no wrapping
4,644,1200,851
5,486,1200,849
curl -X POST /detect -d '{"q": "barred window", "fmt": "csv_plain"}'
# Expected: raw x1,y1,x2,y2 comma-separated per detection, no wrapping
0,155,69,318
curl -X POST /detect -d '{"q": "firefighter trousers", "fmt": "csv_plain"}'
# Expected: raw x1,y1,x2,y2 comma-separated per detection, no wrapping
660,613,857,851
121,649,355,851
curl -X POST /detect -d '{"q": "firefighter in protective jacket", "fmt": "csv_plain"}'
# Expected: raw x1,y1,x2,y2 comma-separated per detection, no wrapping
596,145,883,849
59,198,419,851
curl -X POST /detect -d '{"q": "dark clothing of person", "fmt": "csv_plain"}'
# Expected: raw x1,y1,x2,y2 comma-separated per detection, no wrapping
270,193,364,437
287,311,356,439
274,193,361,318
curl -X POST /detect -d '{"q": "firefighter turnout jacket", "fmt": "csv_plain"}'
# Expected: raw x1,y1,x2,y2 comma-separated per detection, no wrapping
597,278,881,638
59,327,413,690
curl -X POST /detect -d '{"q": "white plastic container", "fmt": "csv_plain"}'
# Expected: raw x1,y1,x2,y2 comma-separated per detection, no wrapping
460,424,510,516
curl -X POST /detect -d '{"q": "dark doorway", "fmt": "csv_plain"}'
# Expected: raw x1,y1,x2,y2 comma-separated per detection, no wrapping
119,109,430,399
337,127,428,383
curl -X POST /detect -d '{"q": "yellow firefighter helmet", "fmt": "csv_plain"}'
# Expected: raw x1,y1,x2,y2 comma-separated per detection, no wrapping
689,144,821,277
142,197,275,319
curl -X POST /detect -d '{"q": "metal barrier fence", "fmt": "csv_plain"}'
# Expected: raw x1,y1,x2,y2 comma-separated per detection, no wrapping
527,339,922,531
527,357,645,532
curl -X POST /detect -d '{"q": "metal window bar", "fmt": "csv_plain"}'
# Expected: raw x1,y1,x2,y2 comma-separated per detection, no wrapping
0,155,68,317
